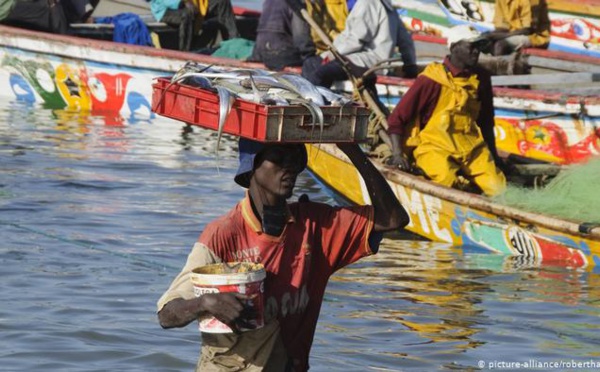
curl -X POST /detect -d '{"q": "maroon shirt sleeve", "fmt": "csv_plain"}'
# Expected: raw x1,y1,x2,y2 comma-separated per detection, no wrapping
387,75,441,135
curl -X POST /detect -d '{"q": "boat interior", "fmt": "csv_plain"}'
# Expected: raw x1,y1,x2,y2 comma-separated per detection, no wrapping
70,0,259,52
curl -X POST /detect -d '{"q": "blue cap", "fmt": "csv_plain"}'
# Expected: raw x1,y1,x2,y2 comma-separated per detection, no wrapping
234,138,308,188
234,138,265,188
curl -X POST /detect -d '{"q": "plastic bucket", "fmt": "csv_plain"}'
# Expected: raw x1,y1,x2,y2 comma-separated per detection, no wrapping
190,262,266,333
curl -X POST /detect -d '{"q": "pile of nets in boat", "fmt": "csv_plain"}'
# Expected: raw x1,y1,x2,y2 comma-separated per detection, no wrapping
493,158,600,223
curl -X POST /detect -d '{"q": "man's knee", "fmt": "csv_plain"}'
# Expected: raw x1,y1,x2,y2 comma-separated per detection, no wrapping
301,56,324,85
415,154,457,187
477,171,506,196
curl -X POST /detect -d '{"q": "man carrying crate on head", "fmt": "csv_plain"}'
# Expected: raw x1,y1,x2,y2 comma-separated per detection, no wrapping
157,139,408,371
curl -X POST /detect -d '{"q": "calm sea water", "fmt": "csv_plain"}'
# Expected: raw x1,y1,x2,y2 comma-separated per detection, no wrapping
2,100,600,371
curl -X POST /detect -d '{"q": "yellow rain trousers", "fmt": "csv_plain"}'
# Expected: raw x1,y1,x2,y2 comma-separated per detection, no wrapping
411,63,506,196
306,0,348,53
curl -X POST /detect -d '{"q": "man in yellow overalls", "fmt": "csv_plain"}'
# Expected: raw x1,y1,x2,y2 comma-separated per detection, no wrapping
488,0,551,55
387,26,507,196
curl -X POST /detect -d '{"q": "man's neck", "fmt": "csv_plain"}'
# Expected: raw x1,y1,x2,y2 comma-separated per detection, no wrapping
247,192,288,236
448,56,469,72
248,189,286,221
444,56,480,79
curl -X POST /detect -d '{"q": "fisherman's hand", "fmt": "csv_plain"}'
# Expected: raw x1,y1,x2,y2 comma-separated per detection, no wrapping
482,30,509,42
320,51,334,64
386,153,410,171
200,293,251,330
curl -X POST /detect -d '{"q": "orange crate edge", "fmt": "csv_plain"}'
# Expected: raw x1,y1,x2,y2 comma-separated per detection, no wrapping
151,77,369,143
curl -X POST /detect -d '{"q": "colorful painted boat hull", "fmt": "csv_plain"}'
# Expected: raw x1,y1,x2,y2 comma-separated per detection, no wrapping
0,25,598,164
0,25,258,122
306,144,600,268
394,0,600,58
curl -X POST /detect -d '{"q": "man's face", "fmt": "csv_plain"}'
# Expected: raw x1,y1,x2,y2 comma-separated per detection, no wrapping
451,40,481,68
251,145,306,199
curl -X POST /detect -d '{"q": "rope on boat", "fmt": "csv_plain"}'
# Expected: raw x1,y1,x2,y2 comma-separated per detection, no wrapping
0,220,179,271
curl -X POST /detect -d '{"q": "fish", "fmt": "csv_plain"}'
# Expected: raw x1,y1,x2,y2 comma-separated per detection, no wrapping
179,74,214,89
316,86,352,106
316,86,356,124
171,62,216,82
227,68,271,77
215,86,235,163
212,79,247,95
274,73,325,106
288,98,324,142
240,75,298,93
248,74,263,103
152,67,215,113
260,93,290,106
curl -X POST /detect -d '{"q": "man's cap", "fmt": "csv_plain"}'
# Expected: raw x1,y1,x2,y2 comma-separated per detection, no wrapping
234,138,265,188
234,138,308,188
445,25,488,49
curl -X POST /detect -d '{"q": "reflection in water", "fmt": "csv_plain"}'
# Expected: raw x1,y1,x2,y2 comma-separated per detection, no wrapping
330,241,486,352
320,239,600,370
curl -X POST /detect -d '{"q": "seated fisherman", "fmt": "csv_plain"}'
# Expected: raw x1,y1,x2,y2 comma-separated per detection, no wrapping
1,0,68,34
304,0,347,55
386,25,507,196
62,0,98,24
302,0,417,88
149,0,238,51
249,0,316,70
486,0,551,55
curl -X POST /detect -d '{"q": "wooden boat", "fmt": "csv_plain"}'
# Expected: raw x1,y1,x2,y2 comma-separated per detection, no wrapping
306,143,600,268
0,7,598,164
2,6,596,263
395,0,600,58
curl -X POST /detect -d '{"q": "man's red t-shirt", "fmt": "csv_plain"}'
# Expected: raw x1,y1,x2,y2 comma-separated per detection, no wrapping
157,194,376,371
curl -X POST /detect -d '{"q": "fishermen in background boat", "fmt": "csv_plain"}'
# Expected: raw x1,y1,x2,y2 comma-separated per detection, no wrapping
486,0,551,55
305,0,347,55
157,139,408,371
149,0,238,52
249,0,316,71
1,0,68,34
386,26,507,196
62,0,98,24
302,0,418,88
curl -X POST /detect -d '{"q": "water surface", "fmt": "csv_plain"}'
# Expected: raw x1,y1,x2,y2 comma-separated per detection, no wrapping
1,102,600,371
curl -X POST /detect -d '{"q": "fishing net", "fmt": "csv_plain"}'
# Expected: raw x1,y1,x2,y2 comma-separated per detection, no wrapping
493,158,600,223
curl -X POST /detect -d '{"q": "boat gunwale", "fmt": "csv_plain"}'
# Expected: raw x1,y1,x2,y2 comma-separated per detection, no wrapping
1,24,598,108
313,144,600,241
377,161,600,240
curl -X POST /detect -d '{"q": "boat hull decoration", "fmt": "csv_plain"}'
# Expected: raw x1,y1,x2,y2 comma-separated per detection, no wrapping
307,144,600,269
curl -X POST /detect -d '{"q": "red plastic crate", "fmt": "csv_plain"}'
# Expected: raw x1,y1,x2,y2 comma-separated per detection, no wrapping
151,77,369,143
